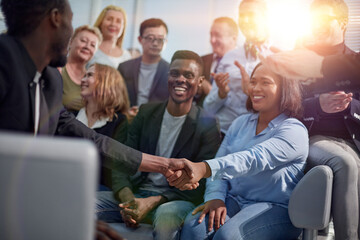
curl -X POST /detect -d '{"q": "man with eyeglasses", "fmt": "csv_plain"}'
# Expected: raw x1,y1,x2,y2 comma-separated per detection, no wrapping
118,18,169,116
295,0,360,239
97,50,221,240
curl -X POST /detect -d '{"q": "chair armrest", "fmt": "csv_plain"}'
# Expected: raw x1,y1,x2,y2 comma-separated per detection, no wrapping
288,165,333,230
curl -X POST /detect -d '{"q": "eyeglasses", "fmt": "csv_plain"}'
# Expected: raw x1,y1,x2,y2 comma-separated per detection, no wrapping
169,70,196,81
311,15,338,26
142,35,166,44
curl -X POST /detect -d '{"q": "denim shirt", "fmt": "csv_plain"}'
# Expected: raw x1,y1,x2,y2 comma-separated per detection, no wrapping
205,113,309,207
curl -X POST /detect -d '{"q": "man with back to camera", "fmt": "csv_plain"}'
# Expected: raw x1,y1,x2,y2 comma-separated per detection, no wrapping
195,17,238,106
118,18,169,115
97,50,221,240
203,0,273,137
0,0,198,237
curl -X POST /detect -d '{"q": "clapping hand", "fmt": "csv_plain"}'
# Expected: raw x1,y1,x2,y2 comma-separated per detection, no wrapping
319,91,352,113
212,72,230,99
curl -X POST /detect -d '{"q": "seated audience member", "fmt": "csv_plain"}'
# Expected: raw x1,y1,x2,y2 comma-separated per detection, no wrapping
77,63,130,189
118,18,169,112
196,17,238,105
298,0,360,239
88,5,132,68
179,62,308,240
96,50,221,240
203,0,273,136
62,25,102,112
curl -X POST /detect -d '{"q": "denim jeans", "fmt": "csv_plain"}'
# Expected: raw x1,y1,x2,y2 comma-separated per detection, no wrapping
180,196,301,240
96,191,195,240
306,135,360,240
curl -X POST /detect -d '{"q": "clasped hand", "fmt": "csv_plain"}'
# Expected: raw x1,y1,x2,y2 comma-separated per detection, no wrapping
164,159,211,191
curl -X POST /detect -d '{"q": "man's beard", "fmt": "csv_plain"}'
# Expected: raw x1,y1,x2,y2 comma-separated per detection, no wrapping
49,40,68,67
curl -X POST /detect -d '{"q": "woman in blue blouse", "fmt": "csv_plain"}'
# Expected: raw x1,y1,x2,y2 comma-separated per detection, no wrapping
180,63,309,240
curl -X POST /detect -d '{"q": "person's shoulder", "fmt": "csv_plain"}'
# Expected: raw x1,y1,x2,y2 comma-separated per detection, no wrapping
159,57,170,66
222,47,243,60
138,102,165,114
278,116,308,133
118,56,139,69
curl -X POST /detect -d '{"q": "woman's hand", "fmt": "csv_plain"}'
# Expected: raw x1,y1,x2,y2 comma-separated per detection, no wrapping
193,199,227,232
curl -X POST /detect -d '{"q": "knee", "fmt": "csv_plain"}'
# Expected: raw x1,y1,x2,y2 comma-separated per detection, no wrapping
330,156,358,179
154,201,194,226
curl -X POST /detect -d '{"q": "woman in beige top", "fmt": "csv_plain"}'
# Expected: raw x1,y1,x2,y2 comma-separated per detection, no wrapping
88,5,132,68
62,25,102,111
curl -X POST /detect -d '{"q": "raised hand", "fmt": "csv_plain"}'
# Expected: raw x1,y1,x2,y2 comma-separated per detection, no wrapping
234,60,250,95
193,199,227,232
260,49,324,80
212,72,230,99
319,91,353,113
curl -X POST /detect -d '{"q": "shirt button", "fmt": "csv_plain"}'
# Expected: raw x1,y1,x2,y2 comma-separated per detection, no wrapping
344,115,348,120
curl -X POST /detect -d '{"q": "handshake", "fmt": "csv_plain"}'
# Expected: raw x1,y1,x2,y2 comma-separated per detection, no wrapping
138,153,212,190
163,158,212,190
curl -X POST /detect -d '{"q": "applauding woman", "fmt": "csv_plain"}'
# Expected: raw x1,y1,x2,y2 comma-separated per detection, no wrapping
180,63,309,240
77,63,130,188
88,5,131,68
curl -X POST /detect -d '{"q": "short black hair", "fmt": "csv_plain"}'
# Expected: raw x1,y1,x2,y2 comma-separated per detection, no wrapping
171,50,204,74
1,0,66,37
139,18,168,36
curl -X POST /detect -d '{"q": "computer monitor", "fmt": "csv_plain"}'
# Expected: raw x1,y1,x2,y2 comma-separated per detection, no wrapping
0,131,99,240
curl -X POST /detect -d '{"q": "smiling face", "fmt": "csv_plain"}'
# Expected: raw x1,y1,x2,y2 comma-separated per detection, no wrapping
80,65,96,99
238,1,268,44
168,59,203,105
69,30,99,63
210,21,237,57
248,64,282,115
100,9,125,40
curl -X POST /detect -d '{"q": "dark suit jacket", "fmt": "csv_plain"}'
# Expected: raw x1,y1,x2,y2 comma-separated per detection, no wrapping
118,56,169,106
0,34,142,175
112,102,221,205
302,44,360,152
201,53,214,82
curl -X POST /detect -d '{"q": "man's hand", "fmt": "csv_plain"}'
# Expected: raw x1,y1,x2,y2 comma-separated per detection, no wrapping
261,49,324,80
197,79,212,96
167,162,211,190
234,61,250,95
319,91,352,113
95,220,125,240
212,72,230,99
193,199,227,232
119,196,165,226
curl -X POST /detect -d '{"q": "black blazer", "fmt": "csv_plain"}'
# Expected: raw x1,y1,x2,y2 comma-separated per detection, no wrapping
112,102,221,205
302,45,360,152
118,56,169,106
0,34,142,175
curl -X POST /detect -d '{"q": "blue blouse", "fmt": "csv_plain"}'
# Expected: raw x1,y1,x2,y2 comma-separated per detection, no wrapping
205,113,309,207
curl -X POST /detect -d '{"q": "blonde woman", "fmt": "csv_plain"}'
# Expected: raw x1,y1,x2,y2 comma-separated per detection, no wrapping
77,63,130,188
88,5,132,68
62,25,102,111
